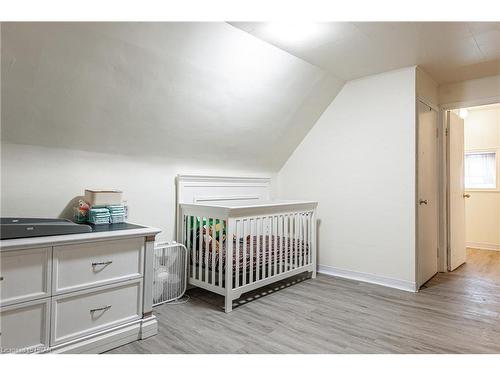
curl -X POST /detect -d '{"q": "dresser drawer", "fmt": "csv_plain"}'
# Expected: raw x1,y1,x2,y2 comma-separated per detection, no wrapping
51,280,142,345
0,298,50,353
52,238,144,294
0,247,51,306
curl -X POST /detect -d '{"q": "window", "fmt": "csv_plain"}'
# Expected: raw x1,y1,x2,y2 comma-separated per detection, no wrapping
464,151,497,189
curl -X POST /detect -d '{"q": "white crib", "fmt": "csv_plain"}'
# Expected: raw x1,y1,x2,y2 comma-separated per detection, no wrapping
176,176,317,312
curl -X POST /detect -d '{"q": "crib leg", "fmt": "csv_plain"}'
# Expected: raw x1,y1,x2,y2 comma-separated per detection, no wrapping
224,295,233,313
311,268,317,279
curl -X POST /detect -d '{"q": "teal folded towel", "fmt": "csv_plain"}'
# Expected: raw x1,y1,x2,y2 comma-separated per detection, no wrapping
88,207,111,224
107,205,125,214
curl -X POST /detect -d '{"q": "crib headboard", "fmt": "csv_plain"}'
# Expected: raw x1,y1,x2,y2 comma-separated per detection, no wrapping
175,175,272,239
176,175,272,206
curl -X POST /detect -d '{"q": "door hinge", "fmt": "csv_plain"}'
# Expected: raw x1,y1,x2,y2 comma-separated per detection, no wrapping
437,247,440,257
445,127,449,136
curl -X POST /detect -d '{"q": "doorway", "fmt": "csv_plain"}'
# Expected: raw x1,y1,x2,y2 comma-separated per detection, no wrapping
446,102,500,280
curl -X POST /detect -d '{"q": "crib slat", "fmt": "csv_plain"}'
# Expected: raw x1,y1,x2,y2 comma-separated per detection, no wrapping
262,218,265,279
262,218,265,278
287,214,291,271
304,213,308,265
242,219,247,286
193,216,197,280
256,217,261,281
269,217,272,277
235,220,240,288
278,215,283,274
289,214,293,270
219,219,223,287
298,213,301,269
249,219,254,284
293,213,297,269
303,214,307,267
299,214,304,267
186,215,192,277
262,218,266,278
304,213,308,266
276,215,280,274
290,214,293,270
308,212,312,265
295,214,299,269
192,216,197,280
297,214,300,268
295,214,300,268
284,215,288,271
211,218,216,285
198,217,203,281
273,216,278,276
309,212,316,264
307,213,310,265
299,213,302,268
284,215,287,272
225,218,235,297
267,216,272,278
205,217,209,283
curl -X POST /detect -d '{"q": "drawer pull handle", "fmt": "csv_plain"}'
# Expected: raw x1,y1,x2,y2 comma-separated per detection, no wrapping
91,261,113,267
90,305,112,313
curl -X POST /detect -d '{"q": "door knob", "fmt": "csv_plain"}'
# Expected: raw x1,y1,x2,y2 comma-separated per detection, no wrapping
419,199,428,205
463,193,471,198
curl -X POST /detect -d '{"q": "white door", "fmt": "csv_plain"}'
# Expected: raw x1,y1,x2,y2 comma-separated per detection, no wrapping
417,101,439,288
448,111,467,271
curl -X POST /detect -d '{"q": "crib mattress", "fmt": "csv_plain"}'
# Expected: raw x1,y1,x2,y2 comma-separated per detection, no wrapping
191,235,308,273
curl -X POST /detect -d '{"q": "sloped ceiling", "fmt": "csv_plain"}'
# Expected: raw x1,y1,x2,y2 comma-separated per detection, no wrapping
231,22,500,84
1,22,344,171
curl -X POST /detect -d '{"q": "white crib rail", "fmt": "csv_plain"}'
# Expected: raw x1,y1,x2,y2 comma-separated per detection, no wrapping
180,202,317,312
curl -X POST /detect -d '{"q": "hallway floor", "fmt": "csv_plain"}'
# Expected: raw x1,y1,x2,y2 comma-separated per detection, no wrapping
455,248,500,283
109,249,500,354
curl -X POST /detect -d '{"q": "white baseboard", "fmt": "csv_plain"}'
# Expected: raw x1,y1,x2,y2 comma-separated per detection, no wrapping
318,265,417,292
48,316,158,354
466,242,500,252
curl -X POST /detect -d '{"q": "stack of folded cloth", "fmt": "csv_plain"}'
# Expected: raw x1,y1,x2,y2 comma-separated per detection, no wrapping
107,205,126,224
88,207,110,225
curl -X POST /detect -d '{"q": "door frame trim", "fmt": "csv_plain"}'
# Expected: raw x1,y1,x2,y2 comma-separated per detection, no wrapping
439,96,500,272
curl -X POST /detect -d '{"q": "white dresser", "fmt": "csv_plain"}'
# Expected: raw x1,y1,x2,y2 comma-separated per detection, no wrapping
0,225,160,353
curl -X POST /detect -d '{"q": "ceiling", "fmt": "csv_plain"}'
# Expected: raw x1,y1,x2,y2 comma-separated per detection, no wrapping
3,22,499,173
230,22,500,84
1,22,343,171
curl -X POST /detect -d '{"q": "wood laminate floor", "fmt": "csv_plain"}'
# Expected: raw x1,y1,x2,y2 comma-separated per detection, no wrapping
109,249,500,354
460,248,500,282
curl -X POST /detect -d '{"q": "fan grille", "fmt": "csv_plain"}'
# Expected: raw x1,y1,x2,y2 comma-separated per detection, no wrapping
153,242,188,306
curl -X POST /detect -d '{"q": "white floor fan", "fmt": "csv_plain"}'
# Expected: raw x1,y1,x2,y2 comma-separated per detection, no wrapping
153,241,188,306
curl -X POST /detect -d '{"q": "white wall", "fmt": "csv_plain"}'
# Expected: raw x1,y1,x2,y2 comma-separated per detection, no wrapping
439,75,500,107
416,67,438,106
0,143,275,242
277,67,417,288
464,105,500,250
0,22,342,242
